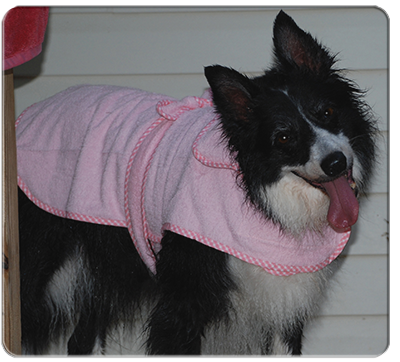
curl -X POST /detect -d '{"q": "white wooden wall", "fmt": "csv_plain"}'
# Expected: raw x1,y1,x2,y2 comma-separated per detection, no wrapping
13,7,388,356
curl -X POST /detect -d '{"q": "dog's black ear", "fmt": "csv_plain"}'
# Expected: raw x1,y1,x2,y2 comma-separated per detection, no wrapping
204,65,259,124
273,10,335,74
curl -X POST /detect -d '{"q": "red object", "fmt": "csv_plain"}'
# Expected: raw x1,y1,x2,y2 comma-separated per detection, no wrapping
3,7,49,70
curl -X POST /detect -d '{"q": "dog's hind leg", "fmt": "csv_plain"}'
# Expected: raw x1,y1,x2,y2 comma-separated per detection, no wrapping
19,190,81,354
146,232,236,355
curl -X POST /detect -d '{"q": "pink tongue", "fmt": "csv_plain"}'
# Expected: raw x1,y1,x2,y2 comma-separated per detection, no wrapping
322,176,359,230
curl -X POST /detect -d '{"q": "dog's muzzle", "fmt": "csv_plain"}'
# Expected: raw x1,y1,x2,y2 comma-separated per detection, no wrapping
293,151,359,231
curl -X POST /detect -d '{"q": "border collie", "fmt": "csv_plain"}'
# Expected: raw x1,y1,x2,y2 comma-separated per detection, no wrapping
17,11,376,355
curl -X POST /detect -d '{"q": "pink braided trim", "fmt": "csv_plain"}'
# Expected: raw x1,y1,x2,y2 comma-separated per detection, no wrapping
164,223,350,276
123,117,167,264
15,104,35,128
18,177,127,227
139,124,165,246
192,118,239,171
156,97,213,121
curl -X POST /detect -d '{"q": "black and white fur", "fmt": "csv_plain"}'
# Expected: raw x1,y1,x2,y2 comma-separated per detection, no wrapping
19,11,376,355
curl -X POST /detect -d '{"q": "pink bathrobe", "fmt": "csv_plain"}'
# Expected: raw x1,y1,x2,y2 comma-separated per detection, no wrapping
16,85,351,276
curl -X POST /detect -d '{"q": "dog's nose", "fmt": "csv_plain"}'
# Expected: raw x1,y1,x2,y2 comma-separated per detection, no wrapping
321,151,347,177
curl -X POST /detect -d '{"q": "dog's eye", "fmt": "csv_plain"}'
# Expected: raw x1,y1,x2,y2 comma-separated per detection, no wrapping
323,107,334,119
277,133,290,144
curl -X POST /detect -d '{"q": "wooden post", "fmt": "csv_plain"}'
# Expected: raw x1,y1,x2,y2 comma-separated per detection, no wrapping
2,68,22,355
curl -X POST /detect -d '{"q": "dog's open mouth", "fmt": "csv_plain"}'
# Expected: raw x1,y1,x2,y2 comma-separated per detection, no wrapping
294,170,359,231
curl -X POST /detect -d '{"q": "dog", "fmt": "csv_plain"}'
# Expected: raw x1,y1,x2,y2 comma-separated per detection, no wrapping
17,10,376,355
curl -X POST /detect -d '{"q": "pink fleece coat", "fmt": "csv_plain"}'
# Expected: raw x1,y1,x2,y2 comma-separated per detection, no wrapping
16,85,351,276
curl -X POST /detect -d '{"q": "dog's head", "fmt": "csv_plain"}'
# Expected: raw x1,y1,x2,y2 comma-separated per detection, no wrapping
205,11,376,235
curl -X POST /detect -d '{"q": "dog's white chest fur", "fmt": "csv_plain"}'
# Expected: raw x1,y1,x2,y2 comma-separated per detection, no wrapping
200,256,335,354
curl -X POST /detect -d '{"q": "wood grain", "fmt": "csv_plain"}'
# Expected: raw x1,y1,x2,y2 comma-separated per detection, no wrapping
2,68,21,355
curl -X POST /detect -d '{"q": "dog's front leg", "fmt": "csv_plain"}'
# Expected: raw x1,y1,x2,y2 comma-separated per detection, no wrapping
146,231,235,355
260,318,304,355
282,318,304,355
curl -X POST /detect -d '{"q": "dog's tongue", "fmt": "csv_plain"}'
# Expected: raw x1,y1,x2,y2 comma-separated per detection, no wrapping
322,176,359,230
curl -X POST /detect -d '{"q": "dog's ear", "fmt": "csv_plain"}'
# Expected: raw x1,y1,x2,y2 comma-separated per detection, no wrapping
273,10,335,74
204,65,259,124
